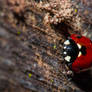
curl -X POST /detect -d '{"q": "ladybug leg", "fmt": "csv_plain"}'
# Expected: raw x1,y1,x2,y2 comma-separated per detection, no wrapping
62,64,74,78
62,70,74,80
66,70,74,79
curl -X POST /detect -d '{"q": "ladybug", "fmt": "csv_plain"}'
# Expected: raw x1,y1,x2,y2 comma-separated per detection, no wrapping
63,34,92,73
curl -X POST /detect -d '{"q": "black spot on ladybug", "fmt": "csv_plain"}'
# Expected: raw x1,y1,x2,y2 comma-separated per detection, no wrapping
81,46,87,55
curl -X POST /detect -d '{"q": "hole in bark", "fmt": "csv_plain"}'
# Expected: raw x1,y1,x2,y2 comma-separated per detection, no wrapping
51,21,73,38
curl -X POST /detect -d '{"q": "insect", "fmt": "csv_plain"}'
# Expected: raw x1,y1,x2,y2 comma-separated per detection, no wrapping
63,34,92,73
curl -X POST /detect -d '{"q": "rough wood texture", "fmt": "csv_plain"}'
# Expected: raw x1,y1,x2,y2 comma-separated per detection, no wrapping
0,0,92,92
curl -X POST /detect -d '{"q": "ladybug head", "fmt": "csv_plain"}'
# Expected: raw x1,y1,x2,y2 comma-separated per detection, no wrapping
63,38,79,64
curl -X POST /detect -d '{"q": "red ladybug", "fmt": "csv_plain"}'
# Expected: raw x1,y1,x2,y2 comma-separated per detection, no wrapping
63,34,92,73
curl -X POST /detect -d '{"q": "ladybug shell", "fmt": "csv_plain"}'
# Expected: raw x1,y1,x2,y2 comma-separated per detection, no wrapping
63,34,92,73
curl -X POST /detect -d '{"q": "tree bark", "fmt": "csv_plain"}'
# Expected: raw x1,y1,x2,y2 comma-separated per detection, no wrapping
0,0,92,92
